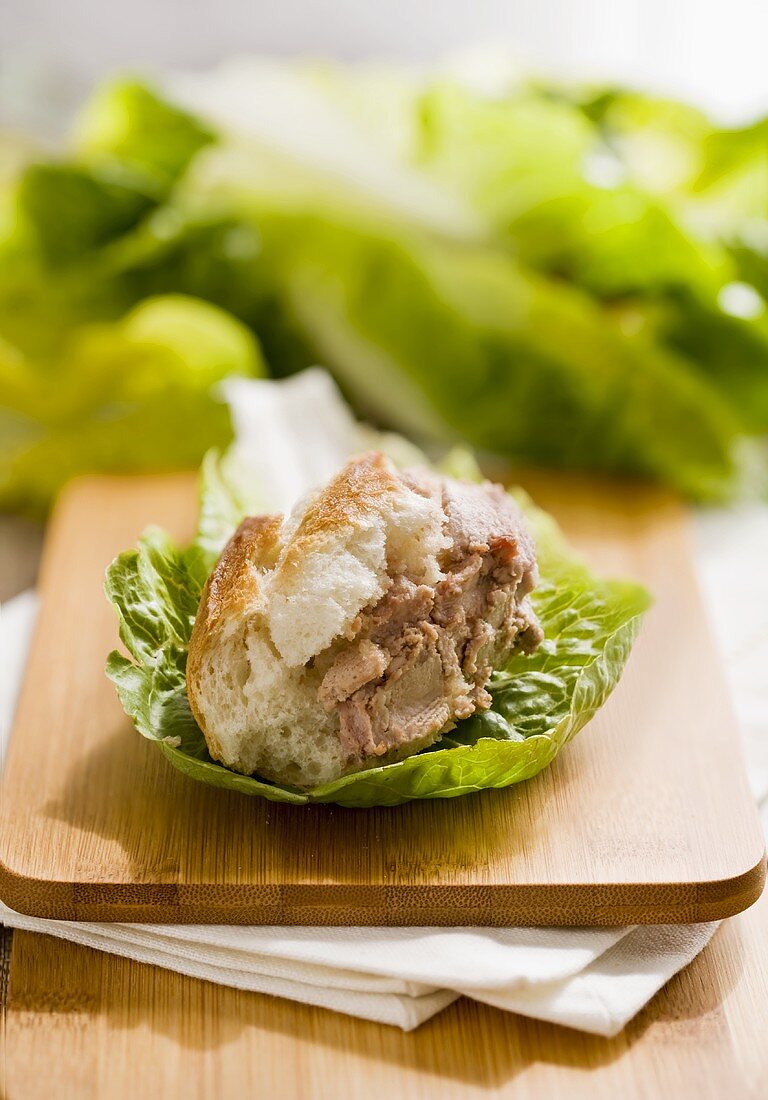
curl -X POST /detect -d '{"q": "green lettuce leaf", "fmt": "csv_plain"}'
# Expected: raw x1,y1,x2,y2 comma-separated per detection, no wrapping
14,162,157,268
630,291,768,433
249,211,745,501
576,86,712,195
0,295,266,515
729,232,768,302
105,448,650,807
73,79,215,196
412,82,730,300
0,81,216,356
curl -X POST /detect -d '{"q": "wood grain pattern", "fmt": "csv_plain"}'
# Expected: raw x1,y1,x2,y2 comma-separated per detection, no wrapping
2,867,767,1099
0,472,764,926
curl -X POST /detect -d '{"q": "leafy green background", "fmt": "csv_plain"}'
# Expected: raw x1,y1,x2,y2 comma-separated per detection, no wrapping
2,73,767,513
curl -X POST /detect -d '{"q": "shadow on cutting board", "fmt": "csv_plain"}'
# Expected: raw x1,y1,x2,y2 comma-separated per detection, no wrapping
42,719,553,896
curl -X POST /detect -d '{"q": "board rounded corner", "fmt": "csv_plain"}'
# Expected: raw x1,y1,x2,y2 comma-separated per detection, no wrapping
0,851,73,920
695,850,766,922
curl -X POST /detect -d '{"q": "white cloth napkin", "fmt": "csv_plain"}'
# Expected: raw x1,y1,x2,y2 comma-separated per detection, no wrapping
1,371,765,1036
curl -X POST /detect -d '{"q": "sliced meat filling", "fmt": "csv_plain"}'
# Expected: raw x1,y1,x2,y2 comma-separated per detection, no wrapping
316,471,544,762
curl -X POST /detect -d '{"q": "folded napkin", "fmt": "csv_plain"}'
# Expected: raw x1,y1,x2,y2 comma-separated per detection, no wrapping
1,371,765,1036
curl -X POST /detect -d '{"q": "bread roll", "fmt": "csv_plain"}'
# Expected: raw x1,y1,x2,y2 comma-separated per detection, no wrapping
187,452,542,789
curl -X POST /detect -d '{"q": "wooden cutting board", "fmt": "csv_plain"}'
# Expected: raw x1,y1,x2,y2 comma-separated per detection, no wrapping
0,472,764,925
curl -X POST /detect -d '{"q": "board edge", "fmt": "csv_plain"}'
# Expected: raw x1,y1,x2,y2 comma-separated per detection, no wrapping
1,852,763,926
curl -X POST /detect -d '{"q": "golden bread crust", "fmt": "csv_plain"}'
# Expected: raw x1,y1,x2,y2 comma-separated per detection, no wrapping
187,513,282,750
277,452,401,579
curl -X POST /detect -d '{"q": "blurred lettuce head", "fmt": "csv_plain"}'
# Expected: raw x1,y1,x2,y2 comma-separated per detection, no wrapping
0,65,766,515
118,293,263,388
73,78,215,195
0,294,266,515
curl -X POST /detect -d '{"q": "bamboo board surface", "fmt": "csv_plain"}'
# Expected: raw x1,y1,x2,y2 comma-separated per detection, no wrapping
2,866,767,1098
0,471,764,925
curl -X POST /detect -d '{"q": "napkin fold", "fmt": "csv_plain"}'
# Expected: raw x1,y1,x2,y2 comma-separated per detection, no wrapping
1,371,764,1036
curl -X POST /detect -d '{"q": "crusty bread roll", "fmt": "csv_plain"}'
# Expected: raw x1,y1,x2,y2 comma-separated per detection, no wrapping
187,453,542,790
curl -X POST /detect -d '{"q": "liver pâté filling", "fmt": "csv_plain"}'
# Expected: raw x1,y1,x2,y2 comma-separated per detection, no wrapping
315,471,543,761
